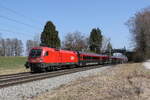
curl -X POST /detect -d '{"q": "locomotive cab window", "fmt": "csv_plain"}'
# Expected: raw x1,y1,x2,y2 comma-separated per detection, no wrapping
29,49,42,58
45,51,49,56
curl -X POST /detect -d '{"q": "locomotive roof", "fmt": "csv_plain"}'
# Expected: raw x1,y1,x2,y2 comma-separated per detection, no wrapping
78,51,108,57
31,47,77,53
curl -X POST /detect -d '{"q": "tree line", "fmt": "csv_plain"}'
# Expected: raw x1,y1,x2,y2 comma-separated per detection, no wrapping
0,38,23,56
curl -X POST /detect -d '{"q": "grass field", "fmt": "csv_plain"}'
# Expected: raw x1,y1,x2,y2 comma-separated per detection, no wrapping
0,56,29,75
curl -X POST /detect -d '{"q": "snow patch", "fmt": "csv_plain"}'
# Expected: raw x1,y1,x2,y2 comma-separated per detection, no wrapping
143,60,150,69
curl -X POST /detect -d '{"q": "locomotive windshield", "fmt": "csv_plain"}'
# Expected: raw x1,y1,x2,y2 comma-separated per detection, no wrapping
29,49,42,58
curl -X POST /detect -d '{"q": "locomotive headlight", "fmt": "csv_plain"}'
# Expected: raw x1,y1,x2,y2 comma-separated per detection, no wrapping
39,58,43,62
36,58,43,62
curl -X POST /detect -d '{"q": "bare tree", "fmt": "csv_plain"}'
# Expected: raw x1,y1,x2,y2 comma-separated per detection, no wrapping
26,40,33,55
106,42,112,51
26,34,40,56
0,39,3,56
126,7,150,61
33,33,41,46
17,40,23,56
5,38,11,56
0,33,1,55
26,40,38,55
62,31,88,51
0,39,6,56
101,37,111,52
0,38,23,56
11,38,23,56
0,34,1,56
12,39,18,56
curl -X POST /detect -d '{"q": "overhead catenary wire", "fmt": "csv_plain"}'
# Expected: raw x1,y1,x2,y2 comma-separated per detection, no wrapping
0,1,42,40
0,0,42,30
0,2,42,25
0,20,41,39
0,29,37,37
0,15,40,30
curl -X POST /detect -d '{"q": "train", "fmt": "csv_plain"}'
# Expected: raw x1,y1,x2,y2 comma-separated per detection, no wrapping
25,47,128,72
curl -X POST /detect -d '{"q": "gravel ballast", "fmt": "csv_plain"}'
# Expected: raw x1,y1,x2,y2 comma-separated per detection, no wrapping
0,65,110,100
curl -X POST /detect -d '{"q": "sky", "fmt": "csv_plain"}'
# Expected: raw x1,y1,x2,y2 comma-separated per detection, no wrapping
0,0,150,49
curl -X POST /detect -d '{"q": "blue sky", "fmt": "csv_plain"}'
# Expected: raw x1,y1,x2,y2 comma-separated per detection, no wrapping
0,0,150,49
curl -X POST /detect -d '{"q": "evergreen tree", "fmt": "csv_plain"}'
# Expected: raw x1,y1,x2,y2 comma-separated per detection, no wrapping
89,28,103,53
40,21,61,48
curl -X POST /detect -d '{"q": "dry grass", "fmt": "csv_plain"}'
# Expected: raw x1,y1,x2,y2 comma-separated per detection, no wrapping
32,63,150,100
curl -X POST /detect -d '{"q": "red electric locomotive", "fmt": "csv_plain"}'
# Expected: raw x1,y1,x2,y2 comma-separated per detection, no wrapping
25,47,78,72
25,47,128,72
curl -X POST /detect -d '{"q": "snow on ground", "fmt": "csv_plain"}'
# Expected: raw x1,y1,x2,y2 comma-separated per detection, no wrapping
143,60,150,69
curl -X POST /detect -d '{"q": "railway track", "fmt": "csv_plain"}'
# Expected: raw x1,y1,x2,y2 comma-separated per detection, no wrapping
0,65,105,88
0,72,31,80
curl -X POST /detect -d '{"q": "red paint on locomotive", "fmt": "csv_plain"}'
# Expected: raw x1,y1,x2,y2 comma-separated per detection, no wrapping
28,47,78,64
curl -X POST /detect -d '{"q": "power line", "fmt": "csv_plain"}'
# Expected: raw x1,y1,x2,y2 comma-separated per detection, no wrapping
0,2,41,25
0,14,40,30
0,29,36,37
0,21,40,32
0,1,42,30
0,1,42,40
